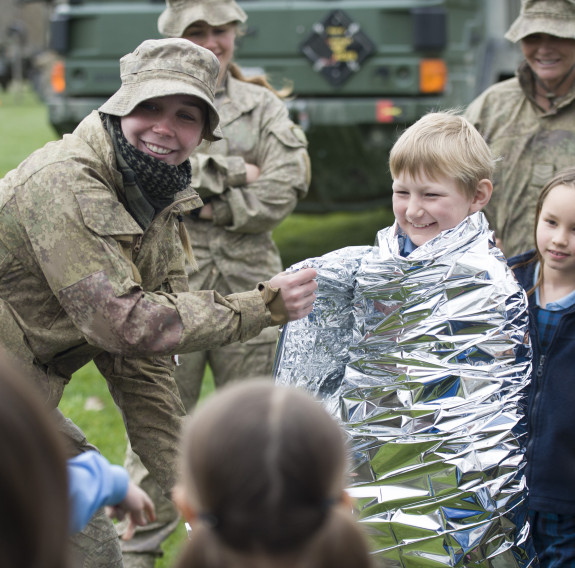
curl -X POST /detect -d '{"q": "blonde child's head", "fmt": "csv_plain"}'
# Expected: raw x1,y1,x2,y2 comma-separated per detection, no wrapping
172,379,373,568
389,110,496,199
389,111,494,246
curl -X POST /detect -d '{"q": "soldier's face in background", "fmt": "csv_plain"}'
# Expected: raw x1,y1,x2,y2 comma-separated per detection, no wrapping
182,21,237,85
121,94,206,165
521,33,575,91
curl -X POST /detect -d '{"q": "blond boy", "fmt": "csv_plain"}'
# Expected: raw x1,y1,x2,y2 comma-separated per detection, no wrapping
275,112,536,566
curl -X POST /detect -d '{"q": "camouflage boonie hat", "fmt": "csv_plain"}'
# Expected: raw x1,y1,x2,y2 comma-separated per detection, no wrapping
505,0,575,42
99,38,222,141
158,0,247,38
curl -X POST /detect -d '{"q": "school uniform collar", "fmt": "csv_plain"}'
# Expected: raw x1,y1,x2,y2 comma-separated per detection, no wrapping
534,261,575,310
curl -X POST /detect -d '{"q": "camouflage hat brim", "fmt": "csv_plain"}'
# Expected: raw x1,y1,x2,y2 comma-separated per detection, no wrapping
505,13,575,42
99,74,222,142
158,1,247,37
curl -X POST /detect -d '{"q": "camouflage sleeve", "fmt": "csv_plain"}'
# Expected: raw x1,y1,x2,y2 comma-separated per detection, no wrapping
18,164,270,357
93,351,184,493
59,271,269,355
189,153,247,197
194,92,311,234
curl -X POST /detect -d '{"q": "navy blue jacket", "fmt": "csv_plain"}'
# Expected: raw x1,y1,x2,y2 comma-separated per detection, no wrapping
509,250,575,515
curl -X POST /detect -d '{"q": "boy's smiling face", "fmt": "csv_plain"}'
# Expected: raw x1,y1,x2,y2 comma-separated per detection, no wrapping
392,171,490,247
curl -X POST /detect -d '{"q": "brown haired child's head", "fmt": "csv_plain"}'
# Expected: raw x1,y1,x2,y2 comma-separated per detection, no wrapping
0,349,70,568
172,379,374,568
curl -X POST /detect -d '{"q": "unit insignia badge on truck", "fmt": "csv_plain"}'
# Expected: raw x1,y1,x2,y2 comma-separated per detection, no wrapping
300,9,375,87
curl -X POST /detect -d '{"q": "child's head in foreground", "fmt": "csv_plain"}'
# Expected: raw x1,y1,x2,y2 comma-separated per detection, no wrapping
0,349,70,568
172,379,373,568
389,110,495,246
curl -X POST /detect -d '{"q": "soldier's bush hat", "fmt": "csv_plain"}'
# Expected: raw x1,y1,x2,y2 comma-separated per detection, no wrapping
505,0,575,42
99,38,222,141
158,0,247,38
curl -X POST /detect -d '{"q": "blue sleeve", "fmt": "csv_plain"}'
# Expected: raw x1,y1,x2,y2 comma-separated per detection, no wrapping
67,450,130,534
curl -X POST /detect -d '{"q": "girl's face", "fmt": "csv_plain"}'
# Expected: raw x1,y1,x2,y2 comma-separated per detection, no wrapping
536,183,575,276
121,94,206,166
182,21,236,85
521,33,575,91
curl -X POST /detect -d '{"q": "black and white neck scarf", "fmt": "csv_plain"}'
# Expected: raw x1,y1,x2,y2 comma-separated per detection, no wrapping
102,113,192,228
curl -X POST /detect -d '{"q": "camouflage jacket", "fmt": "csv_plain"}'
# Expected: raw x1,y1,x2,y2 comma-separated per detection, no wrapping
0,111,271,491
185,74,310,320
465,61,575,257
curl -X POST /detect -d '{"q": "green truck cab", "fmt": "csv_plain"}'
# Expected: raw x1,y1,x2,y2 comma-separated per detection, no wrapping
46,0,521,211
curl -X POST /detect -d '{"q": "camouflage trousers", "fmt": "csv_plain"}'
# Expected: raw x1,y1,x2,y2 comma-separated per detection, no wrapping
120,336,277,567
55,410,124,568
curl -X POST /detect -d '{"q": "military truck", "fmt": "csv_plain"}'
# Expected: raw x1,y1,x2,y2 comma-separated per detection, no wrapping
45,0,521,212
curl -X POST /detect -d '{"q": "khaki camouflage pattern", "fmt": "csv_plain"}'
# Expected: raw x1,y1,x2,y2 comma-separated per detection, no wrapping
0,109,272,494
159,0,247,37
505,0,575,43
53,409,124,566
69,508,124,567
185,74,309,299
465,61,575,257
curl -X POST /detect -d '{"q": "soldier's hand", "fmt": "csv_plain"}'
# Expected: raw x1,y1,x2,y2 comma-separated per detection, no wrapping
245,163,261,183
265,267,317,324
106,481,156,541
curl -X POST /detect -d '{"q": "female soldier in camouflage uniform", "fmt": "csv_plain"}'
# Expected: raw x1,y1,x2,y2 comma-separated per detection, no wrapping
0,37,316,568
465,0,575,258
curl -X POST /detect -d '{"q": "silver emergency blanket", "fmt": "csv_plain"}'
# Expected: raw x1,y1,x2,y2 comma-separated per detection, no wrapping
274,213,536,567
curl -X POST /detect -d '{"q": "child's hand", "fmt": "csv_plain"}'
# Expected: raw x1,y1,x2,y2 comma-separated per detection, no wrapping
106,482,156,540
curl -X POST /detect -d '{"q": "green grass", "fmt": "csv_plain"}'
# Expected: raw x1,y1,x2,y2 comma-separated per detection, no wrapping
0,86,58,177
0,85,392,566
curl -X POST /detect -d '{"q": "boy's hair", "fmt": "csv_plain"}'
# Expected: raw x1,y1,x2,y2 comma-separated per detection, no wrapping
175,379,373,568
389,110,496,198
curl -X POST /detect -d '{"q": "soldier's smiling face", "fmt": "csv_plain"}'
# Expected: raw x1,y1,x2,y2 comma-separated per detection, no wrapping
121,94,206,165
182,21,236,85
521,33,575,92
